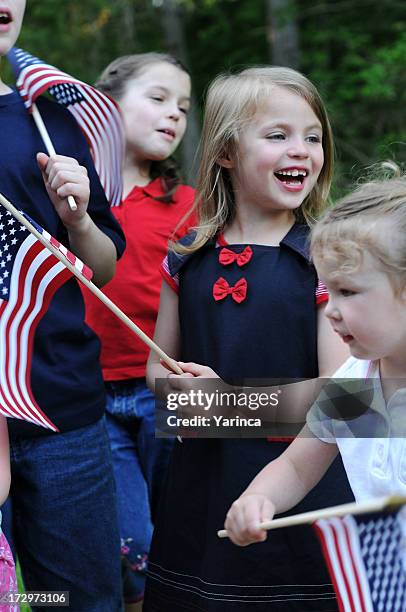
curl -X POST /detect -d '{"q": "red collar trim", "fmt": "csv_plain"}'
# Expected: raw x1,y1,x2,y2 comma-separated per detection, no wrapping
216,233,228,246
142,177,168,199
124,177,176,202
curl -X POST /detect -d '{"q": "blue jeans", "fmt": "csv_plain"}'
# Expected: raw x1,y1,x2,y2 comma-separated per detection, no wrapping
105,379,174,603
1,418,122,612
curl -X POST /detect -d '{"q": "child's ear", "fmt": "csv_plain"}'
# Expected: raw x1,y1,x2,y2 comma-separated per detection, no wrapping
217,153,234,169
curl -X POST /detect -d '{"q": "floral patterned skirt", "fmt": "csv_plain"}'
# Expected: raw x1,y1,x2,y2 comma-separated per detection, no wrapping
0,532,18,612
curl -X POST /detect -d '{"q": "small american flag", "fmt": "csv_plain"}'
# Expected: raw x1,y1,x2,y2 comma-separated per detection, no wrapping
314,508,406,612
0,206,93,431
7,47,124,207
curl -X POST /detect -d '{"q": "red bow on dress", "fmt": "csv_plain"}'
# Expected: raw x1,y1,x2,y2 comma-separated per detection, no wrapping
213,277,247,303
219,246,253,267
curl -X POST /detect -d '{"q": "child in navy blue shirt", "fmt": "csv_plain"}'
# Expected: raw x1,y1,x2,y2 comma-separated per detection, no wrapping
145,67,353,611
0,2,124,610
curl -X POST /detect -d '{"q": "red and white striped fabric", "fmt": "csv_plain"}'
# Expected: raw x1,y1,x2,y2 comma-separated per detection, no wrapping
315,279,329,305
36,228,93,282
7,47,124,207
314,510,406,612
0,207,93,431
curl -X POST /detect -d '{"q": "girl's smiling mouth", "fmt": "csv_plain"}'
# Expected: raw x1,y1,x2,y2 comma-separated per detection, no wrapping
0,8,12,30
274,167,309,191
274,166,308,185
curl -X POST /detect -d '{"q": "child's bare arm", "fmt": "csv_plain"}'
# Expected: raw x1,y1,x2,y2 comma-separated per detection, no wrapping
37,153,118,287
0,416,11,506
146,282,182,393
224,430,338,546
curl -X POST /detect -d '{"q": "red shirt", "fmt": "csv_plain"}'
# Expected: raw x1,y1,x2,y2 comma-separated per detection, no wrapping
83,178,196,380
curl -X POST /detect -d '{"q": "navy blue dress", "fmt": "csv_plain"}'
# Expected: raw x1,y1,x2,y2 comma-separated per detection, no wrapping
144,224,353,611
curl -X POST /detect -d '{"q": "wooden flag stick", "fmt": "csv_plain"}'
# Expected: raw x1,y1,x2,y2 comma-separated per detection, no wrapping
0,192,183,375
217,495,406,539
32,104,77,212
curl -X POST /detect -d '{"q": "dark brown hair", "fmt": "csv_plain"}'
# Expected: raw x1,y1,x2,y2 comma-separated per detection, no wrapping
96,53,190,202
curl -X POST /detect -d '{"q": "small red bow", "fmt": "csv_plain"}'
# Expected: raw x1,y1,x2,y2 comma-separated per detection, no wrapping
219,246,253,267
213,277,247,303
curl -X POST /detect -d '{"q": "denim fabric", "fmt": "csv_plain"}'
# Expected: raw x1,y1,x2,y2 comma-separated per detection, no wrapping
105,379,173,603
1,418,123,612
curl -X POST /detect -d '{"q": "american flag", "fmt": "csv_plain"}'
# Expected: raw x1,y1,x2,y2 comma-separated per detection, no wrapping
7,47,124,207
0,206,93,431
314,508,406,612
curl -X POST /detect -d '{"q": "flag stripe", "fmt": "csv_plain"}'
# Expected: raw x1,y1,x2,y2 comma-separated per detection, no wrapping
314,512,405,612
0,236,67,430
7,242,50,416
8,49,124,206
330,519,359,611
341,517,369,612
43,229,92,280
71,84,123,203
314,520,353,612
0,206,94,430
17,257,72,426
0,239,46,421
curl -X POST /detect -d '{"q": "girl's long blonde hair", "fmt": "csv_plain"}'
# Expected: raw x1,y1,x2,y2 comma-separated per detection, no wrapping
175,66,334,254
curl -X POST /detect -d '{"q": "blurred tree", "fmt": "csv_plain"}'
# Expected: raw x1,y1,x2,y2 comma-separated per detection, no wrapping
266,0,300,68
3,0,404,192
159,0,201,182
298,0,406,191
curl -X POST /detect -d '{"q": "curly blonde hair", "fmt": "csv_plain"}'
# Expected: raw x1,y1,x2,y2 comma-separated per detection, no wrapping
311,163,406,293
